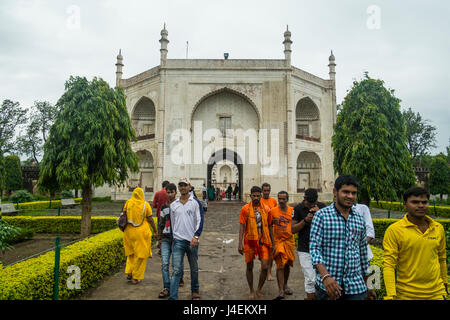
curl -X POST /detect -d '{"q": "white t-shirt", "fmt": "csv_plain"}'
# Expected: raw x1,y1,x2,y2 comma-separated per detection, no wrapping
353,203,375,261
170,195,201,242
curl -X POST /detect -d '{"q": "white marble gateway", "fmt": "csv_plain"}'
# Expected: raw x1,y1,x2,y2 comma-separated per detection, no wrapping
109,26,337,203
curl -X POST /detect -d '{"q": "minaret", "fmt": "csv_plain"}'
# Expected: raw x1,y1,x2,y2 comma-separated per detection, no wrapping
160,23,169,67
115,49,124,87
283,25,292,66
328,50,336,81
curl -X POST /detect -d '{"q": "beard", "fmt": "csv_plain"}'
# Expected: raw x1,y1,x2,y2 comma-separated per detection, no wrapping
337,197,354,209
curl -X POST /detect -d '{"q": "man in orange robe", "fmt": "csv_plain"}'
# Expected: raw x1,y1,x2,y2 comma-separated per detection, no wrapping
260,182,278,281
269,191,296,299
238,186,274,300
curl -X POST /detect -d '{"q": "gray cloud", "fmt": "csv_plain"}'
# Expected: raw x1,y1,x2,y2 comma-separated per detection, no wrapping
1,0,448,153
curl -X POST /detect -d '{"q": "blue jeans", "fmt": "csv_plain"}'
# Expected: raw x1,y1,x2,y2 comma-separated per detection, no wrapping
315,284,368,300
169,238,199,300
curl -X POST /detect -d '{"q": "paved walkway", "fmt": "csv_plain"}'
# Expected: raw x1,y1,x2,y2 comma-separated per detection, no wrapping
81,202,306,300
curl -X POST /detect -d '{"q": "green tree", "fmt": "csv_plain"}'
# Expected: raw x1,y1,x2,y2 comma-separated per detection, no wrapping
402,107,437,164
17,101,59,165
0,100,27,155
0,155,4,197
17,120,42,165
4,155,23,196
332,74,416,205
429,156,450,200
38,76,138,237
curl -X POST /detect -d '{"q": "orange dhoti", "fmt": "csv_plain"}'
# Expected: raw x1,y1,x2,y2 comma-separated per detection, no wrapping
269,206,296,269
273,236,295,268
244,243,270,263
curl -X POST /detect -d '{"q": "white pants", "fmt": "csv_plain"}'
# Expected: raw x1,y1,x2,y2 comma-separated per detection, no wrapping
298,251,316,294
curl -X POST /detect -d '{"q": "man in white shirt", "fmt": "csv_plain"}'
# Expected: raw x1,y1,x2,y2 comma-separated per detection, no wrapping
353,203,375,261
169,178,204,300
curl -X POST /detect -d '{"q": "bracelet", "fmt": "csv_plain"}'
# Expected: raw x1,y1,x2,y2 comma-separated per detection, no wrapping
322,274,331,282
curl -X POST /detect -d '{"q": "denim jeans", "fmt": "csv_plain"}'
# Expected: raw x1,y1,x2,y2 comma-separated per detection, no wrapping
315,284,368,300
161,240,172,290
168,238,199,300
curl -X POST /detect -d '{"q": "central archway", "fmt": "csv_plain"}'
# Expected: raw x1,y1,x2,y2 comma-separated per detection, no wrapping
207,149,243,200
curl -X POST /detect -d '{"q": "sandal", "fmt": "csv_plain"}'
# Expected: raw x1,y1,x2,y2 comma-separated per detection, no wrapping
126,274,132,282
192,292,200,300
274,295,285,300
131,279,142,285
284,286,293,295
159,289,169,298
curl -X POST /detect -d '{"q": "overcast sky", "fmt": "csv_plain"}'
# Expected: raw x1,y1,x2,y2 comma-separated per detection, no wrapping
1,0,449,154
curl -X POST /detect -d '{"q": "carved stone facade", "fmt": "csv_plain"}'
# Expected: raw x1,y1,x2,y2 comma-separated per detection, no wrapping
110,26,337,202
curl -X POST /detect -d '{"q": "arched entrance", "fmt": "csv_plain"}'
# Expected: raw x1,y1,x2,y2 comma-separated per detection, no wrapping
207,149,243,200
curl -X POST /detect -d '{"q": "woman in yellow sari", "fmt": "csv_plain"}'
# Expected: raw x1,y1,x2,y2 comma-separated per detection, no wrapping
121,188,158,284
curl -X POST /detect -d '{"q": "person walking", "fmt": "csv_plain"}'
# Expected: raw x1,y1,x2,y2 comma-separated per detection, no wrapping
158,183,184,298
238,186,274,300
383,187,448,300
269,191,295,299
291,188,326,300
202,184,207,200
121,187,158,284
260,182,278,281
169,178,204,300
309,175,376,300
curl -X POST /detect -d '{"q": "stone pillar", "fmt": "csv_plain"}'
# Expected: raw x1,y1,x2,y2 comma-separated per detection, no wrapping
160,24,169,67
115,49,123,88
283,26,292,66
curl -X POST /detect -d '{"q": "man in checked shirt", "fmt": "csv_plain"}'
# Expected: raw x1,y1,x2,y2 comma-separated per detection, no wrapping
309,175,376,300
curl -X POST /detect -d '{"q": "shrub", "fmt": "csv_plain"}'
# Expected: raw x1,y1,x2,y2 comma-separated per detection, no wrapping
0,228,126,300
372,218,450,241
369,245,386,300
14,198,82,211
370,200,450,218
0,219,21,261
9,227,35,245
3,216,118,234
10,190,35,204
2,216,157,235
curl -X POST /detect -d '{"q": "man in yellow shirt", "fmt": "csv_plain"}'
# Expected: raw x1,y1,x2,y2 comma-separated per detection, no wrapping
383,187,448,300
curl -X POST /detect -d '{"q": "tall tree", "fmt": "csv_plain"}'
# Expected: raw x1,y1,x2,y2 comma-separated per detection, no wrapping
0,100,27,155
16,101,60,164
4,155,23,196
16,120,42,165
429,155,450,200
332,73,416,205
402,107,437,164
38,76,139,237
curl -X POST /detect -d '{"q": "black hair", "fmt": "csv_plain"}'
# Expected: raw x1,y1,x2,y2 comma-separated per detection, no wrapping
278,191,289,200
304,188,318,203
334,175,359,191
166,183,177,192
261,182,271,190
162,180,170,188
251,186,262,194
403,186,430,202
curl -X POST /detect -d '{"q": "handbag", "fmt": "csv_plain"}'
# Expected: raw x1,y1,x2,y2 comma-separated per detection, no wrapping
118,202,147,232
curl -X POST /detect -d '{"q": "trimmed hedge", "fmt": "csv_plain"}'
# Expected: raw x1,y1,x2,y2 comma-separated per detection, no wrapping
0,228,126,300
370,200,450,218
2,216,158,234
0,198,83,212
369,245,386,300
2,216,118,234
372,218,450,240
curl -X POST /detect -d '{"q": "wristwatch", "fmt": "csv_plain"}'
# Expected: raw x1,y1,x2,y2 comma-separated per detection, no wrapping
194,236,199,240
